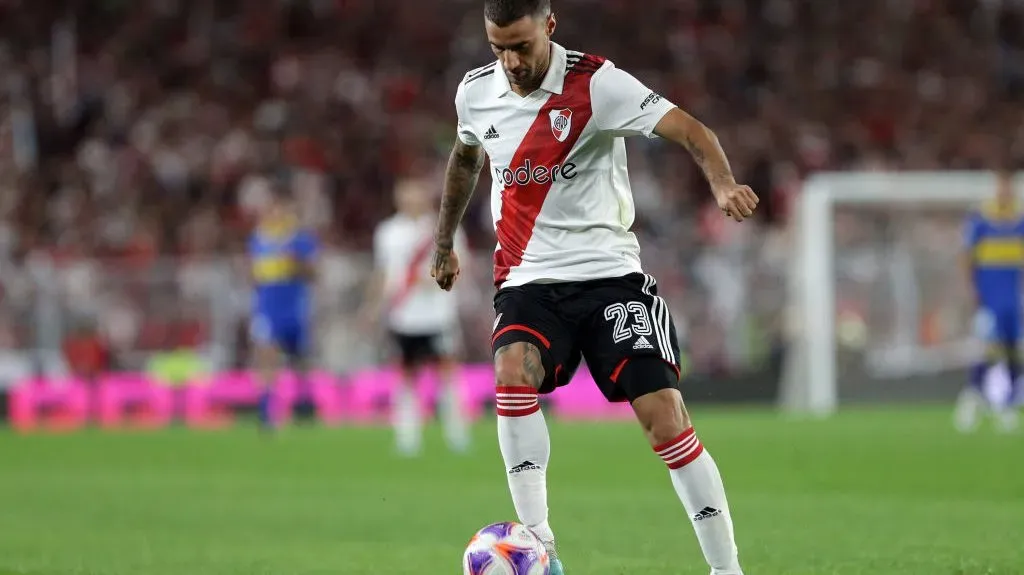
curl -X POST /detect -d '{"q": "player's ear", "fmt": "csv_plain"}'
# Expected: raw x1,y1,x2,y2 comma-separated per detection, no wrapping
545,13,556,37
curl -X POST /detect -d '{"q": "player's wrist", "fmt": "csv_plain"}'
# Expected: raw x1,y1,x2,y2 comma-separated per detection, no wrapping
434,235,454,253
710,179,738,196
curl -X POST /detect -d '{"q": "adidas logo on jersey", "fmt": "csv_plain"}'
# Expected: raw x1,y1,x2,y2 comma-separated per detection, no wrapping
633,335,654,350
692,507,721,521
484,125,500,140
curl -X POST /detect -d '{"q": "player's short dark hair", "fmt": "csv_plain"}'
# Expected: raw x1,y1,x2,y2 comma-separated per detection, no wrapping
484,0,551,27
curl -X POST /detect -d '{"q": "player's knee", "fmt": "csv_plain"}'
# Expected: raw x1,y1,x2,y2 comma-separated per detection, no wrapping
631,387,692,447
494,342,545,390
253,344,279,369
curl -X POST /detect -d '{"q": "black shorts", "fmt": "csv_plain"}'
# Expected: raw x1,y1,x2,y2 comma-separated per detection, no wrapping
491,272,681,402
391,331,454,368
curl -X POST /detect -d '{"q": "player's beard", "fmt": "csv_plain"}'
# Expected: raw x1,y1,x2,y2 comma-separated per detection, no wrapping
512,67,547,93
509,54,550,93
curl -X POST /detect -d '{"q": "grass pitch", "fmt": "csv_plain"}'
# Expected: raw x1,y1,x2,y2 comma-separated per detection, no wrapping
0,407,1022,575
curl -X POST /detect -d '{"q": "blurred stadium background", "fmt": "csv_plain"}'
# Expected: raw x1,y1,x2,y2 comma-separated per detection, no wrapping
1,1,1023,574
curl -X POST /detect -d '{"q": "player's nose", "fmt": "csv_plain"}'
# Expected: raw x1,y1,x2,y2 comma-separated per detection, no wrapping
501,52,522,75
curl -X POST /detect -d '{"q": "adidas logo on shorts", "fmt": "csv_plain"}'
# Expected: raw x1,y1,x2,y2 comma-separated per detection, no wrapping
633,335,654,350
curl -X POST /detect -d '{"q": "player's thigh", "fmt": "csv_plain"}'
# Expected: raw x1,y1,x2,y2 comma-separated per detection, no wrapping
391,332,430,373
580,273,682,402
427,330,459,362
428,329,463,375
492,286,580,392
994,310,1022,361
277,320,310,366
250,315,284,367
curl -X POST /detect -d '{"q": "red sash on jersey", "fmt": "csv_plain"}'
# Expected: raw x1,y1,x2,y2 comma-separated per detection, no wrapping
389,234,436,311
492,53,605,287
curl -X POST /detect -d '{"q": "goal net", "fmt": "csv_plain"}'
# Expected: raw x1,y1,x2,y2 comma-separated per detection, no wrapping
781,171,1022,415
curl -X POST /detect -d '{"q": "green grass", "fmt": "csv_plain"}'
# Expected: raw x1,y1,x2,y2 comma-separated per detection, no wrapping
0,407,1022,575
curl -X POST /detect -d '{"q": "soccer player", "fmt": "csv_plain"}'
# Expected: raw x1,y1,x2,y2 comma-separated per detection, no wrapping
360,178,470,456
429,2,756,573
248,177,318,431
956,168,1022,433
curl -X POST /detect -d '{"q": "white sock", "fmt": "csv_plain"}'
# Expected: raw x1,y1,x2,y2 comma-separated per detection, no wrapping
393,382,422,455
954,387,985,432
496,386,556,553
655,427,742,575
439,376,469,452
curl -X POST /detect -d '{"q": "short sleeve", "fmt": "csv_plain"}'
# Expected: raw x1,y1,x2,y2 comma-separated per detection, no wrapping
455,81,481,146
963,213,982,249
591,64,676,138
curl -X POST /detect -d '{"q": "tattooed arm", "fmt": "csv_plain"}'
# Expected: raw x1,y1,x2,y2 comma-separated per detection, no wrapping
431,139,485,291
653,108,758,222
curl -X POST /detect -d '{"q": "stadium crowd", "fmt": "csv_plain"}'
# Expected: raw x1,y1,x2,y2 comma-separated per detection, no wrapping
0,0,1022,380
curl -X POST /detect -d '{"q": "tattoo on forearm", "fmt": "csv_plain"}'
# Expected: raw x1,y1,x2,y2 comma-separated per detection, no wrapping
683,130,734,188
436,142,484,251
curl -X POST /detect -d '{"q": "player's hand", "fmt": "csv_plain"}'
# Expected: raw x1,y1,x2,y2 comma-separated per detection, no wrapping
713,183,759,222
430,246,461,291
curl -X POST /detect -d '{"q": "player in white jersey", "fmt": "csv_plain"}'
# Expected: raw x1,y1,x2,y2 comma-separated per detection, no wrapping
360,178,470,456
432,2,758,574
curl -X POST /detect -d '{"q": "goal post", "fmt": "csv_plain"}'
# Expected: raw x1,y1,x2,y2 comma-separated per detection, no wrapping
781,171,1022,416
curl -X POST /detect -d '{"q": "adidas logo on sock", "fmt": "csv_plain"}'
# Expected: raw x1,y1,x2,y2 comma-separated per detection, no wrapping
508,460,541,474
692,506,721,521
633,335,654,350
484,125,500,140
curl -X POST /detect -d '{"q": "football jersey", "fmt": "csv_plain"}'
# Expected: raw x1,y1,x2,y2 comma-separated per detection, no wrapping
249,218,318,321
455,42,677,289
373,213,468,334
964,202,1024,311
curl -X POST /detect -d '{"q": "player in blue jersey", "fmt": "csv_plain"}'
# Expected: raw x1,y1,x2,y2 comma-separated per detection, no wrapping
248,177,318,431
956,168,1021,432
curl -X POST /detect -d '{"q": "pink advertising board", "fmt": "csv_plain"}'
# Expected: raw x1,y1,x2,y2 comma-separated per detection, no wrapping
8,364,635,431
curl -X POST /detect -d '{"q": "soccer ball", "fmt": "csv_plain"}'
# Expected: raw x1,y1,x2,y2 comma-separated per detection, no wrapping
463,522,550,575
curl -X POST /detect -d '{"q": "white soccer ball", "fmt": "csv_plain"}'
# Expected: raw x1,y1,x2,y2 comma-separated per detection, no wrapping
463,522,550,575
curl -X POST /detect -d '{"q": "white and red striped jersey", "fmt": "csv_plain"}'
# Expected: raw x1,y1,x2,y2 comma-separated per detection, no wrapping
455,42,677,289
373,213,468,334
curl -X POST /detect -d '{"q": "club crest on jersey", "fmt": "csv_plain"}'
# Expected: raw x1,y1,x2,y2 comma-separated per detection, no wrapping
549,108,573,142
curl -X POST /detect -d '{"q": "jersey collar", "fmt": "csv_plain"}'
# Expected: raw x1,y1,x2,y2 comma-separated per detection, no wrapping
492,41,567,97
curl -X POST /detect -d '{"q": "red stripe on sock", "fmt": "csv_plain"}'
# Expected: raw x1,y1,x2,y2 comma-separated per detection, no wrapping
654,427,705,470
495,386,540,417
496,386,538,395
496,403,540,417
